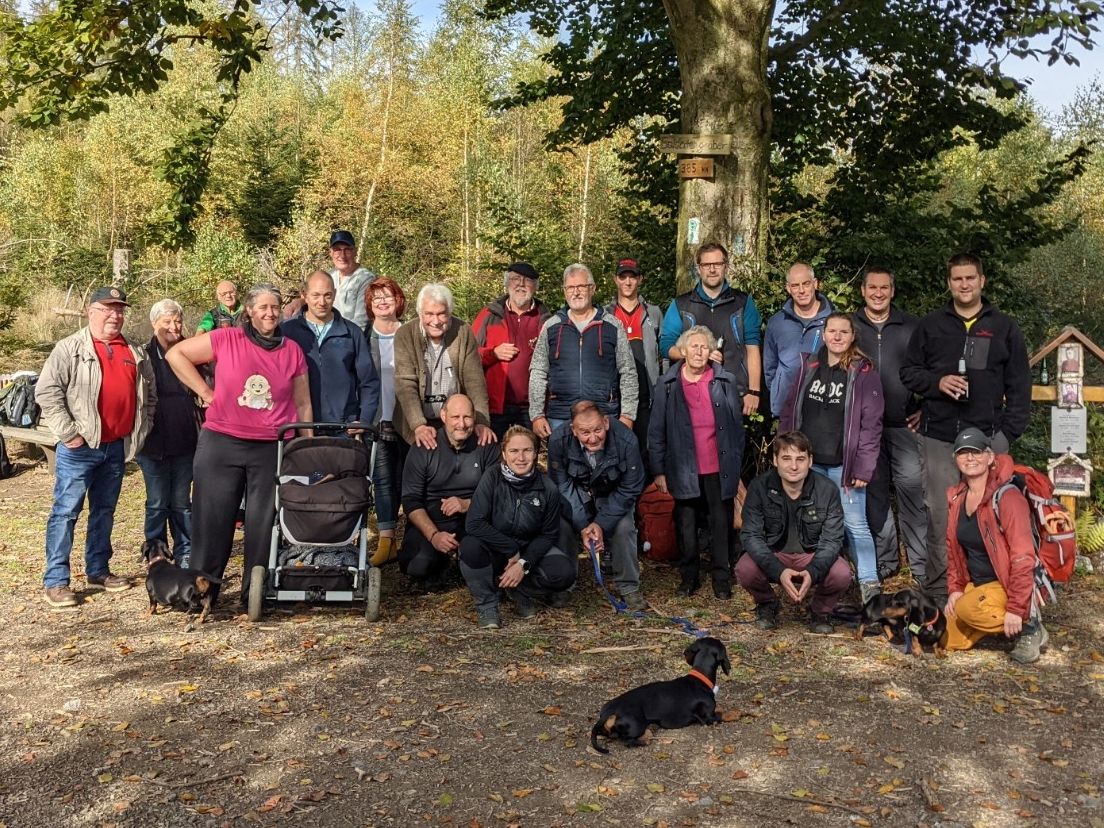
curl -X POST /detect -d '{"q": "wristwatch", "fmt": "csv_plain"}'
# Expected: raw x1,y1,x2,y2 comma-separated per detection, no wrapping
517,559,531,575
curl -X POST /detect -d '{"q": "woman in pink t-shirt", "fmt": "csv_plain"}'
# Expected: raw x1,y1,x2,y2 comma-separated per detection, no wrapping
648,325,745,600
168,283,312,608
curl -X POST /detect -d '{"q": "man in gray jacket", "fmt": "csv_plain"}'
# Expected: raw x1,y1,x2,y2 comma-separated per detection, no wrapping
36,286,156,607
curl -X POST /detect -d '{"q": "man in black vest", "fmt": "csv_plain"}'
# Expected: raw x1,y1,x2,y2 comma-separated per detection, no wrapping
659,242,763,416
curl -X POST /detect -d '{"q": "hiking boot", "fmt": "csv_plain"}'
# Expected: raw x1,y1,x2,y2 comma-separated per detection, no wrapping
712,579,732,600
809,613,834,635
859,581,882,606
369,536,397,567
511,591,537,619
675,577,700,598
754,601,780,630
1009,621,1050,664
86,573,131,592
44,586,78,608
623,590,649,612
477,607,501,629
544,590,571,609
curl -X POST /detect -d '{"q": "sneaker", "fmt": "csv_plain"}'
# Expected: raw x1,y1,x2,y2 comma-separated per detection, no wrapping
623,591,649,612
754,601,780,630
675,578,700,598
477,607,501,629
511,591,537,619
859,581,882,606
1009,621,1049,664
544,590,571,609
809,613,834,635
86,573,131,592
44,586,78,608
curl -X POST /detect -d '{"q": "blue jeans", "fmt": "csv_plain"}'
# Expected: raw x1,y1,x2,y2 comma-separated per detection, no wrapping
814,463,878,584
44,440,125,588
371,437,405,531
136,454,194,559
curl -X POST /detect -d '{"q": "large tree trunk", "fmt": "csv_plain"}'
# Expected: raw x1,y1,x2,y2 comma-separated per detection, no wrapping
662,0,774,293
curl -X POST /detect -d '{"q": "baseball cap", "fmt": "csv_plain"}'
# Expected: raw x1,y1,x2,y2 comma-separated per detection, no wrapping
329,230,356,248
88,286,129,306
616,258,641,276
953,427,991,454
507,261,540,281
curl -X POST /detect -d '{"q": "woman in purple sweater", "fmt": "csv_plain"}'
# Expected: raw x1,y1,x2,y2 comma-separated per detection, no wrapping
781,313,884,603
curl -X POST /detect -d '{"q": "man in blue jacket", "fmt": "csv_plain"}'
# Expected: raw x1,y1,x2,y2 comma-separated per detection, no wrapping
763,262,835,417
283,271,379,431
548,400,647,610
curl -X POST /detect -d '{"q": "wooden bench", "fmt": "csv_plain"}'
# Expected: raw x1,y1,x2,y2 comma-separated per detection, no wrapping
0,424,57,473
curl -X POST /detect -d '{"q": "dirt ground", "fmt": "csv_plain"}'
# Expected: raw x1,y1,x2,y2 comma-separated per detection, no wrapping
1,447,1102,828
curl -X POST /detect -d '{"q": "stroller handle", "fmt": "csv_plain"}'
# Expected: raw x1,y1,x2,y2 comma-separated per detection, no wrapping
278,422,379,441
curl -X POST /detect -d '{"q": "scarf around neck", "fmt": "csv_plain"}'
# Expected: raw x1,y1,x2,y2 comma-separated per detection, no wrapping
243,317,284,351
500,462,536,485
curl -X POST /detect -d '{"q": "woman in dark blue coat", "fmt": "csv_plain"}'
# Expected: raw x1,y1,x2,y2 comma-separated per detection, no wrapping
649,325,745,598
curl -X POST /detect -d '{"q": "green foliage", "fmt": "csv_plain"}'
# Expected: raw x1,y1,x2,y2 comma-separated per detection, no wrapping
1075,507,1104,554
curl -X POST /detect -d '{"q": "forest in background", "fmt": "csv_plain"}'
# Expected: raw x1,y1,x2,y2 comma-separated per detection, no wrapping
3,0,1104,503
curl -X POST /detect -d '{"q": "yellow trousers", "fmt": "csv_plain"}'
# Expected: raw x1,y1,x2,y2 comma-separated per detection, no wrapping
944,582,1010,652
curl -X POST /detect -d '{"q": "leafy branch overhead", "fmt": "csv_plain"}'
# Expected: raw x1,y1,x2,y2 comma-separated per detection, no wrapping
0,1,345,246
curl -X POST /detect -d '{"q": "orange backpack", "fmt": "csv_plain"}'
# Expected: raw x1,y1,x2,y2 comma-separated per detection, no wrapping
992,465,1077,585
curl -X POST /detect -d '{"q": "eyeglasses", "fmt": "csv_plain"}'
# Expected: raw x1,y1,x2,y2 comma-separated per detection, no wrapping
564,283,595,294
90,305,126,316
699,261,727,270
371,293,395,304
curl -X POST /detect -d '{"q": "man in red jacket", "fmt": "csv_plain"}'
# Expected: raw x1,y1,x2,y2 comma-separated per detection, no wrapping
472,262,551,438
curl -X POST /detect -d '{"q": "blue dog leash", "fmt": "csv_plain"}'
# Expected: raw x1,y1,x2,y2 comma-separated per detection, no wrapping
587,540,711,638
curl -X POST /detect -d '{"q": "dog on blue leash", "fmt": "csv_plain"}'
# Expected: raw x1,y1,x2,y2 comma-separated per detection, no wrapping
589,637,730,753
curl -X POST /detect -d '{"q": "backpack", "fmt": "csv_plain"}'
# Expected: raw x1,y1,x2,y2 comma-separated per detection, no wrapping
0,375,40,428
638,483,677,562
992,464,1076,601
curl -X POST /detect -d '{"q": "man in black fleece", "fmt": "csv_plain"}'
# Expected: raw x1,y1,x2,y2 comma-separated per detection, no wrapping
900,253,1031,603
399,394,500,590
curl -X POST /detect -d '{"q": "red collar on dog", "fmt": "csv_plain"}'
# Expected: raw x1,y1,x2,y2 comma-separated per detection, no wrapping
688,668,714,690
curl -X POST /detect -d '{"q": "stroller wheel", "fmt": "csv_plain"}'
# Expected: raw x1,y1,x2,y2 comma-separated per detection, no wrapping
364,567,382,622
247,566,266,622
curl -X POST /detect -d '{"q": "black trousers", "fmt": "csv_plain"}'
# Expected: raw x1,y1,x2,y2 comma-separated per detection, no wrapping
398,507,464,582
190,429,278,603
673,472,734,586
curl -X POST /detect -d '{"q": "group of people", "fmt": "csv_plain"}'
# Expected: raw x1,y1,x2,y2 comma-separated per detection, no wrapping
34,236,1049,662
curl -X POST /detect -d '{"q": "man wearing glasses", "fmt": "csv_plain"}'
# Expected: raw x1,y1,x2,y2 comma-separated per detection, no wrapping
529,264,638,440
36,287,157,608
763,262,835,417
605,257,666,476
472,262,551,438
659,242,763,417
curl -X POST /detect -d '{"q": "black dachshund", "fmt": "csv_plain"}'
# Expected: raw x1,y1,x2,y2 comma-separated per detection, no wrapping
140,539,222,627
590,637,730,753
856,588,946,656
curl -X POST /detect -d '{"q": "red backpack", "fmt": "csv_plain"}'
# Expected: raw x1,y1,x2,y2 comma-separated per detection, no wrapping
637,483,677,562
992,465,1077,585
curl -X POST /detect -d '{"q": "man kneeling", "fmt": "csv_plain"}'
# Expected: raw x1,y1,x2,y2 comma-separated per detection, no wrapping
399,394,500,591
459,426,575,628
737,431,852,633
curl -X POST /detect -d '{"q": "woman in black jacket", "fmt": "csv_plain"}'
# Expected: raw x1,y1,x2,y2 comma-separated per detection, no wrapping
458,426,576,628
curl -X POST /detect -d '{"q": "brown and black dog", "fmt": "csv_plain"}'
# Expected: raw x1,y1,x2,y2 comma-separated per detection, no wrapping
855,588,946,656
140,539,221,627
590,637,730,753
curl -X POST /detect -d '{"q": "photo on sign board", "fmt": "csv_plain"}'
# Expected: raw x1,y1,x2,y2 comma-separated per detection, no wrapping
1058,343,1083,378
1050,457,1092,497
1059,381,1083,408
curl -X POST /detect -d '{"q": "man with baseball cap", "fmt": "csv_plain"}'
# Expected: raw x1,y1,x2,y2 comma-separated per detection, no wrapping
605,257,666,473
36,286,156,607
472,262,551,437
328,230,376,329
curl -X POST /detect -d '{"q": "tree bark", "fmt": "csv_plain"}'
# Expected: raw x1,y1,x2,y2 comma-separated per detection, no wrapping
662,0,774,293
